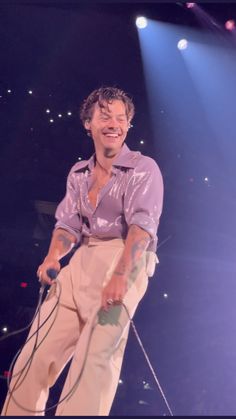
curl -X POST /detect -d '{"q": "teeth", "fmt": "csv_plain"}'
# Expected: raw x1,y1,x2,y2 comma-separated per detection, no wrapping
105,134,118,138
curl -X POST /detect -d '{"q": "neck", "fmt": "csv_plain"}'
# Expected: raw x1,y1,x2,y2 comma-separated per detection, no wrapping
95,146,122,174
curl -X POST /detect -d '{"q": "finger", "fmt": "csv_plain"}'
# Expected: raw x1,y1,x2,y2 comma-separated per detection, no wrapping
107,296,120,309
102,294,115,311
107,298,114,305
101,293,109,311
114,299,123,305
113,292,123,304
38,270,43,281
38,272,53,286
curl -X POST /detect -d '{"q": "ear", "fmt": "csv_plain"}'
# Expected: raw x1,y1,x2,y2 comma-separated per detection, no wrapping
128,121,133,129
84,119,91,130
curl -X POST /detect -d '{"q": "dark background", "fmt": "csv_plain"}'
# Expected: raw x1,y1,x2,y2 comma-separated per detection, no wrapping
0,1,236,416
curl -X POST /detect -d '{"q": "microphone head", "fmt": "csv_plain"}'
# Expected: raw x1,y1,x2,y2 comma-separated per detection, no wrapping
46,268,58,280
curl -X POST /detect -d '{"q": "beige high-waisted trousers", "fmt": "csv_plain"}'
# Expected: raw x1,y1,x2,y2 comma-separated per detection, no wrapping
1,237,157,416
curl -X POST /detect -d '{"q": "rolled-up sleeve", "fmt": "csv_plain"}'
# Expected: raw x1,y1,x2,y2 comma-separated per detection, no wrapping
124,156,164,239
54,171,82,243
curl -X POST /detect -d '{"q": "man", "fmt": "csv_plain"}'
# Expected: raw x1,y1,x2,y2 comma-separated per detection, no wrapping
2,86,164,416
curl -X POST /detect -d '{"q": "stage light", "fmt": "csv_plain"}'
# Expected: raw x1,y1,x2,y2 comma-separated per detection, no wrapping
186,3,195,8
225,19,235,31
67,111,72,116
140,140,144,144
49,119,54,123
46,109,50,113
136,16,148,29
2,326,8,333
177,39,188,50
7,89,12,93
163,293,168,298
28,90,33,95
58,114,62,118
204,177,209,182
78,157,82,161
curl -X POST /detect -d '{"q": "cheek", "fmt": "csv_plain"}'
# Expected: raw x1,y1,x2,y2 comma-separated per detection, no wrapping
122,128,129,137
91,126,100,135
122,124,129,133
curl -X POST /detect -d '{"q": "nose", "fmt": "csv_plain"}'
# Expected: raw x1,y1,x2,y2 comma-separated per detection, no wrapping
107,117,120,129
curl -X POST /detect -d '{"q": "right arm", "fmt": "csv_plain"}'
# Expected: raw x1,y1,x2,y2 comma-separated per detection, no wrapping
37,228,77,285
37,164,84,285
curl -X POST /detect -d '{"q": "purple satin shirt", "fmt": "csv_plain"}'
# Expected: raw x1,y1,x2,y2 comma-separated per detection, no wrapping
55,143,163,252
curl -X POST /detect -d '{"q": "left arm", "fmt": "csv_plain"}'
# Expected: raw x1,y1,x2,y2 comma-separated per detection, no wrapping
102,155,164,310
101,224,150,310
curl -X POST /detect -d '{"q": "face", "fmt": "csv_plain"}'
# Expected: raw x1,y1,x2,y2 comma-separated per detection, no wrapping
84,100,130,157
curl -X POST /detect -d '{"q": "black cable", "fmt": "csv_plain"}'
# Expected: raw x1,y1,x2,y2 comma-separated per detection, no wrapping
3,287,45,415
3,272,174,416
4,280,96,414
6,301,174,416
122,303,174,416
3,273,61,415
0,286,45,343
6,283,60,381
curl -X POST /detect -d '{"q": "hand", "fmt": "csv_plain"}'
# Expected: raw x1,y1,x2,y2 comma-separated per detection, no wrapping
101,274,128,311
37,257,61,286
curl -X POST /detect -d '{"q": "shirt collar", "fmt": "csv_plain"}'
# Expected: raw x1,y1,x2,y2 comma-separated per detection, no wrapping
112,143,139,169
73,143,139,174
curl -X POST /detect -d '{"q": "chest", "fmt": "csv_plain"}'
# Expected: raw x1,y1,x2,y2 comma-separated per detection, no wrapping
78,168,129,214
88,187,99,209
88,174,111,208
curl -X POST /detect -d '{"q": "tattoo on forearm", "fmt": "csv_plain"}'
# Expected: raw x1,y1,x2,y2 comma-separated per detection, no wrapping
131,237,150,267
57,234,72,251
113,261,126,276
113,233,150,276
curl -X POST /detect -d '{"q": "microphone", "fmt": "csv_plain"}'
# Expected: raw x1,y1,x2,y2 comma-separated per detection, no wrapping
39,268,59,294
46,268,59,280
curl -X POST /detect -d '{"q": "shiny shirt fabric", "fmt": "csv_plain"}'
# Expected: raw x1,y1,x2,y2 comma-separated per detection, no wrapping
55,143,163,252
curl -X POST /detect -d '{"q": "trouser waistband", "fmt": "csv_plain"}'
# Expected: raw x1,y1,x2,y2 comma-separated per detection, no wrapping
82,236,125,246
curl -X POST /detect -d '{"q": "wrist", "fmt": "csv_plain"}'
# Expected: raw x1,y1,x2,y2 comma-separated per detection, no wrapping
44,254,60,263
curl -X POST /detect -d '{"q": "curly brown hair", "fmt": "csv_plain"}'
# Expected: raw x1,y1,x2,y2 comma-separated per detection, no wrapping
80,86,135,125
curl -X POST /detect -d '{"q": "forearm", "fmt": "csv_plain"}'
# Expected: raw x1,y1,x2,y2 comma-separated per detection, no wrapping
46,228,77,261
101,225,150,309
113,224,151,277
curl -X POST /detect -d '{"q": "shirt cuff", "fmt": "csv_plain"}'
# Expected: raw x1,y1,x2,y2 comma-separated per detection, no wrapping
128,213,157,240
54,222,81,244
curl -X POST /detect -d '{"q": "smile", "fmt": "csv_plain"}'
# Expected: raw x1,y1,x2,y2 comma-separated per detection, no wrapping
104,133,119,138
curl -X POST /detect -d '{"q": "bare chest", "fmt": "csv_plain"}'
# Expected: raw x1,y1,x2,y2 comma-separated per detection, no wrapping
88,174,111,208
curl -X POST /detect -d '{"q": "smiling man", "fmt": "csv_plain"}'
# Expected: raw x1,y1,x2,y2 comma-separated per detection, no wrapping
2,87,164,416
